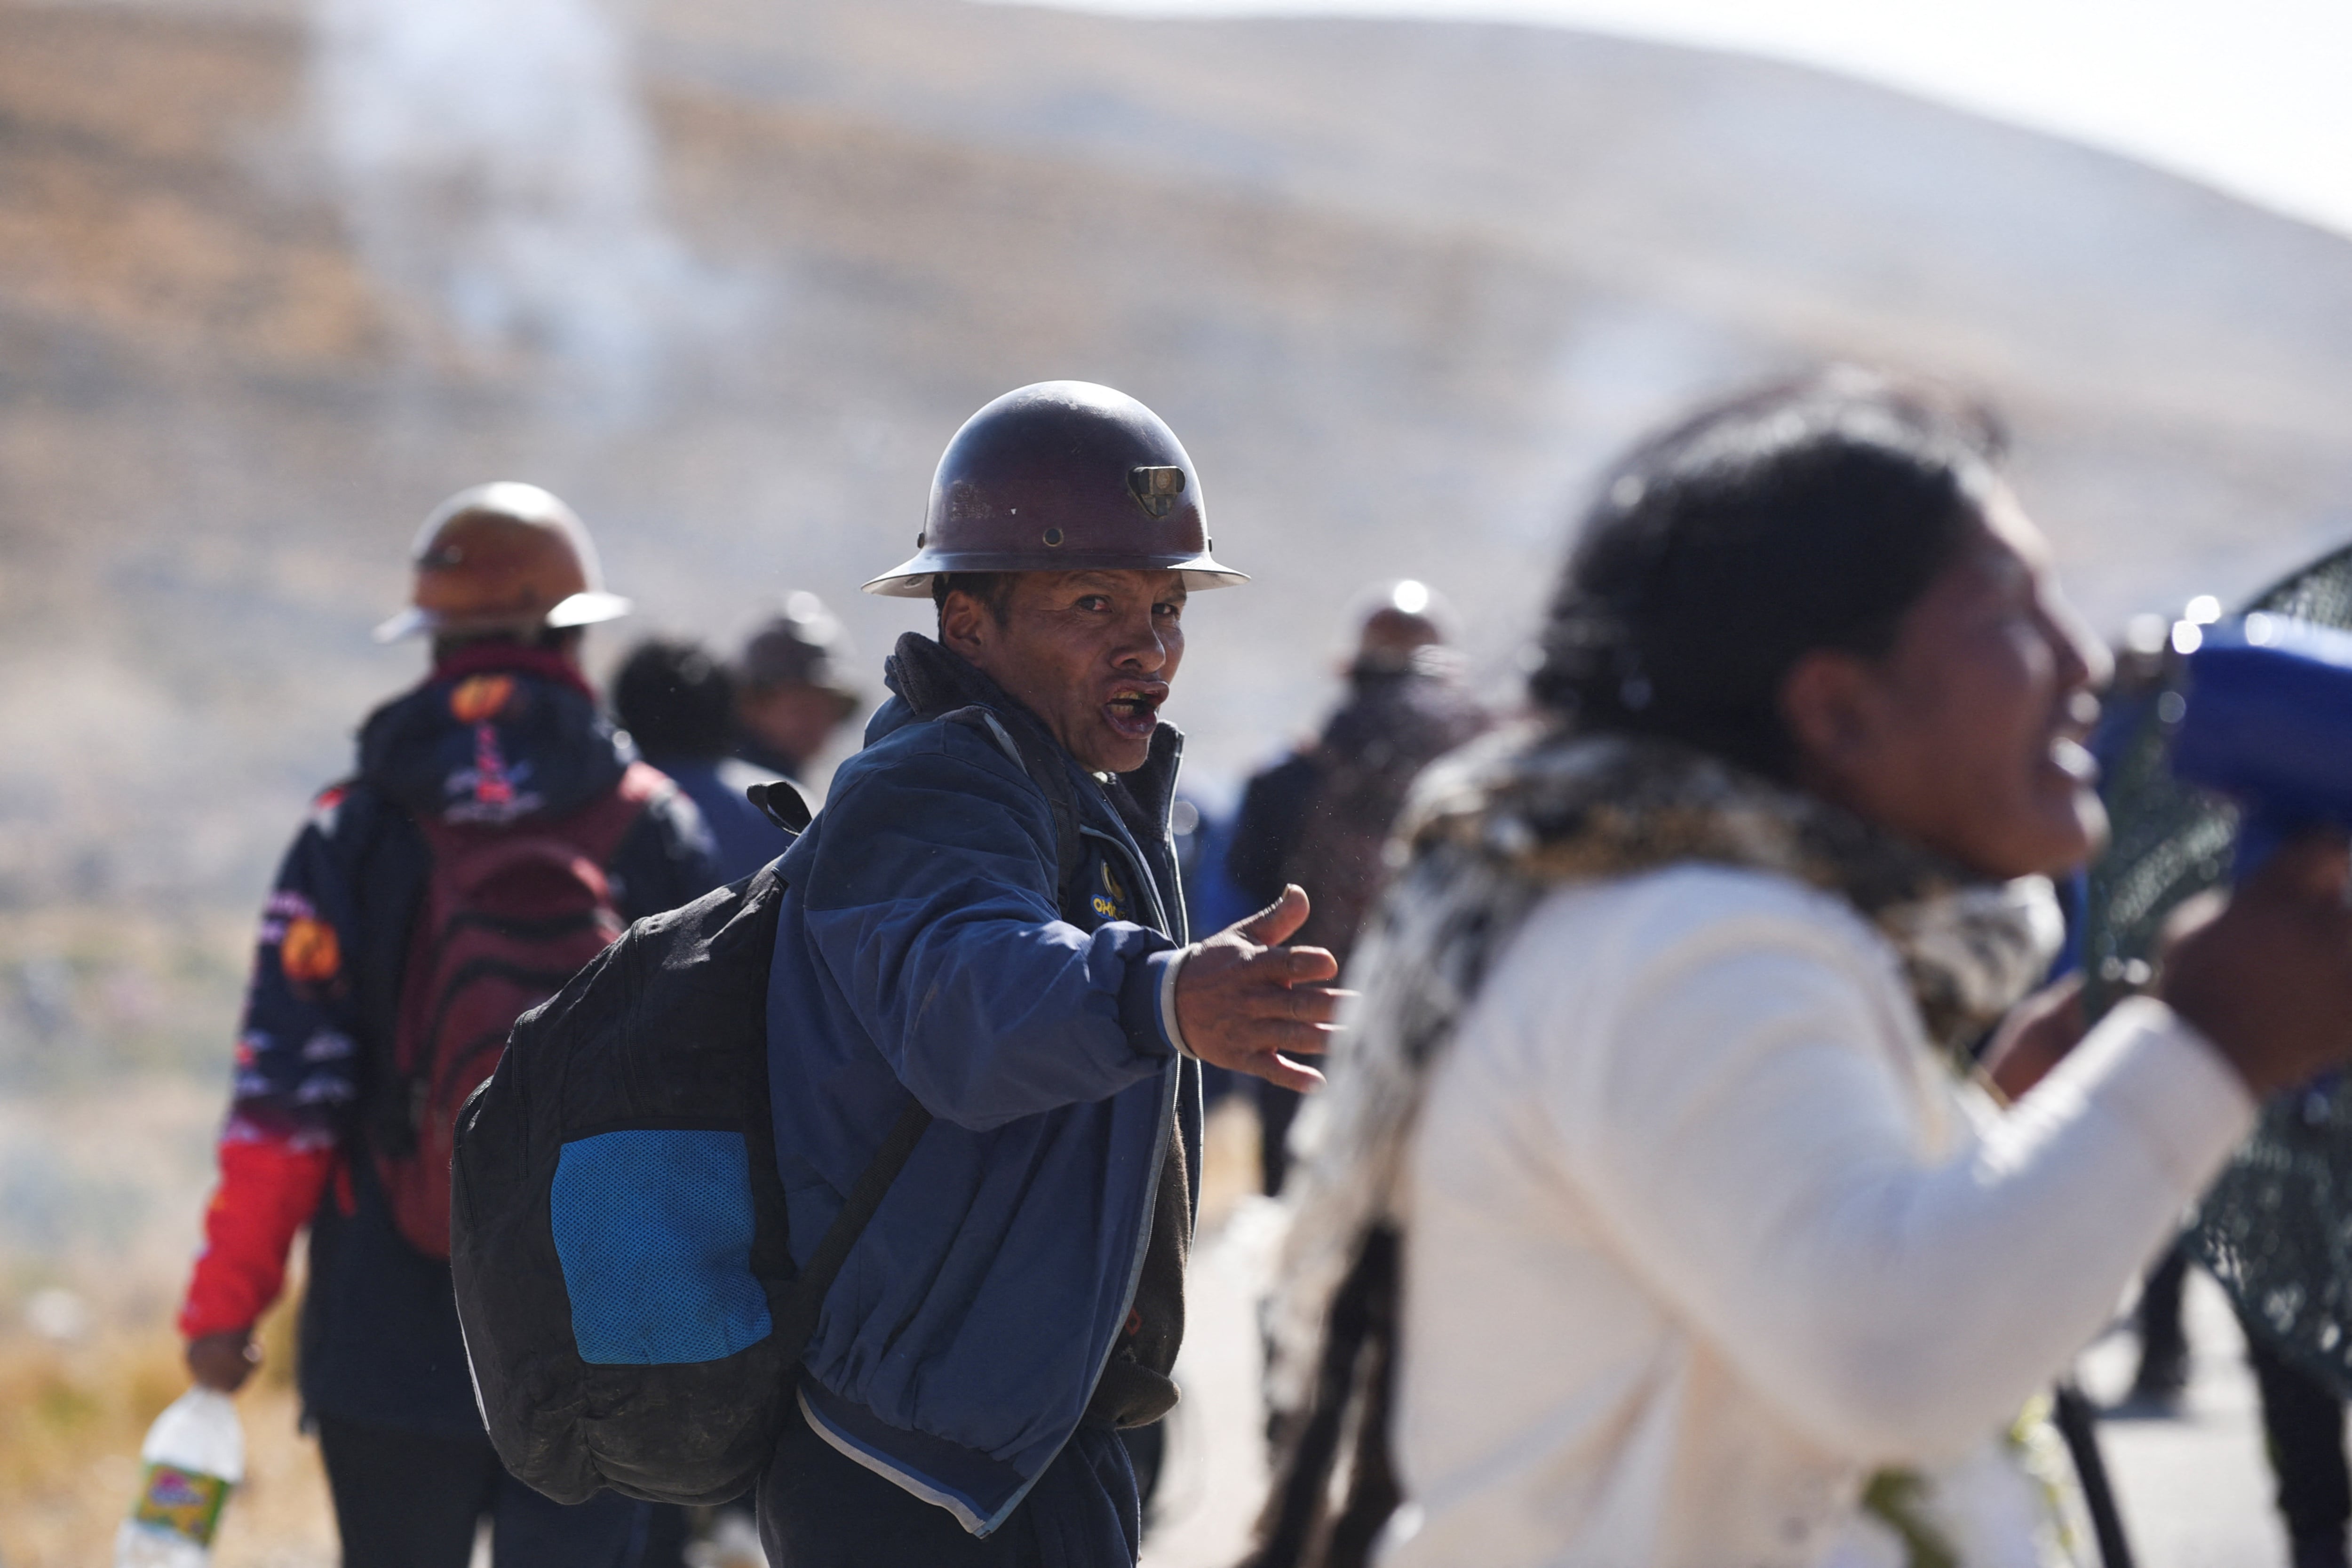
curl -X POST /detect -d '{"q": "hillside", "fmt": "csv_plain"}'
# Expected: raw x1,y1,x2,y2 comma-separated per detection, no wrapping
1,0,2349,951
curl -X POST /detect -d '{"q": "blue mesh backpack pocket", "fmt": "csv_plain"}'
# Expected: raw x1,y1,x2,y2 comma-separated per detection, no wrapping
551,1130,773,1366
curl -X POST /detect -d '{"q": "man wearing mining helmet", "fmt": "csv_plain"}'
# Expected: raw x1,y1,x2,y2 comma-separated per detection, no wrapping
757,381,1340,1564
175,484,715,1568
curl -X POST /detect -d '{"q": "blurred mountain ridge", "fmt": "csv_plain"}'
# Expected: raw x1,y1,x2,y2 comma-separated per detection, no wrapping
648,0,2352,419
1,0,2349,944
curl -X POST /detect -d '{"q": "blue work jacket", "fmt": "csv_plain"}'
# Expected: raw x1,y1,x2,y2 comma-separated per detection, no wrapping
765,635,1201,1535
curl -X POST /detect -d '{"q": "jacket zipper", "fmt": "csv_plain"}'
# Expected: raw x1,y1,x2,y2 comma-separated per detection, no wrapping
956,713,1186,1536
975,818,1181,1536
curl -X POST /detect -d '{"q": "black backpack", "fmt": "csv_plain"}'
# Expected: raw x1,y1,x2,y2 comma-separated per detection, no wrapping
448,852,931,1506
451,707,1090,1506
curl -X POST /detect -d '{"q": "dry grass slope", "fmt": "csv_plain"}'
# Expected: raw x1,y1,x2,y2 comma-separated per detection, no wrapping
0,1301,335,1568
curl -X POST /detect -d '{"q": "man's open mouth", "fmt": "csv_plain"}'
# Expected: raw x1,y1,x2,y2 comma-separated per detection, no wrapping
1104,686,1166,739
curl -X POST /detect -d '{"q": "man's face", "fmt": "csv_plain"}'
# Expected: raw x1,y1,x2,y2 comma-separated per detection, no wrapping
943,569,1187,773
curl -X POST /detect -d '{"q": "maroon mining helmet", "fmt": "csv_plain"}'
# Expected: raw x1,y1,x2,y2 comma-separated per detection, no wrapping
862,381,1248,597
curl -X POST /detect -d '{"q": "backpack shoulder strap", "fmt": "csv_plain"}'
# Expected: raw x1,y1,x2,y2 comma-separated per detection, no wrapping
890,633,1087,895
768,1096,933,1368
944,705,1086,901
746,778,812,835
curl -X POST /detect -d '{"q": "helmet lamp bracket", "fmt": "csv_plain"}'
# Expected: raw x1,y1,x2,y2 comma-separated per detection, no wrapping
1129,466,1185,518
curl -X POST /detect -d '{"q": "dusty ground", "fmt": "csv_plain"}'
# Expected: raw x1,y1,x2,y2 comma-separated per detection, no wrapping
0,1094,1263,1567
0,1302,334,1567
1143,1195,2303,1568
0,1088,2306,1568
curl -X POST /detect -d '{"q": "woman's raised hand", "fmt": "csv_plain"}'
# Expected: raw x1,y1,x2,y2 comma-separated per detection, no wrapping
2161,833,2352,1098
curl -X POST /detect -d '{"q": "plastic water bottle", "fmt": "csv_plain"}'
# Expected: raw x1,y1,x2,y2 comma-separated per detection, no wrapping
113,1387,245,1567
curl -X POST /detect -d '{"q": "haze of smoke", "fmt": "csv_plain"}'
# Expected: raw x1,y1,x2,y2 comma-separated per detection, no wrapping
307,0,745,408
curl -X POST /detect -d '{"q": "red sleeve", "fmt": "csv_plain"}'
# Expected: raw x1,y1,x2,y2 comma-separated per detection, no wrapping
176,1131,337,1340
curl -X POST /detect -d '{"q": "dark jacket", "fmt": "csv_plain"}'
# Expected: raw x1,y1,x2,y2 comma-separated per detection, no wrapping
644,752,796,884
181,645,719,1436
1229,661,1490,968
764,635,1200,1536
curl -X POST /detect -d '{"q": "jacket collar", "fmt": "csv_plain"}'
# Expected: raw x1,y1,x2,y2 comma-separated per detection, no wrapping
358,653,625,824
872,633,1184,846
430,640,597,702
875,632,1027,733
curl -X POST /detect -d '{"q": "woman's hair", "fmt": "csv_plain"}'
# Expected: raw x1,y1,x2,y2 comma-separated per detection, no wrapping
1528,367,2008,778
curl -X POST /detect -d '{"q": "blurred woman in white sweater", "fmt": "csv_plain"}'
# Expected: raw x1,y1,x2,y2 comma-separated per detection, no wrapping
1255,371,2352,1568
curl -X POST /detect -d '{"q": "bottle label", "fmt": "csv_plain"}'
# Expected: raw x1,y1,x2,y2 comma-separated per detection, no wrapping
130,1462,231,1545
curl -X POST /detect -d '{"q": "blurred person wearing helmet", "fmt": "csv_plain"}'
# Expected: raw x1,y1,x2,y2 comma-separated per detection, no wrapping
1226,581,1492,1194
754,382,1343,1567
175,484,717,1568
613,636,799,883
732,591,864,780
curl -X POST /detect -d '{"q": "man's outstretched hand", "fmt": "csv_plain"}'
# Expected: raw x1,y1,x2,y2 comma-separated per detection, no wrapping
1174,885,1345,1092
